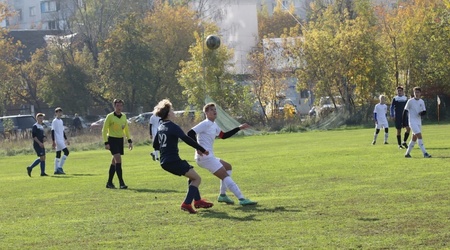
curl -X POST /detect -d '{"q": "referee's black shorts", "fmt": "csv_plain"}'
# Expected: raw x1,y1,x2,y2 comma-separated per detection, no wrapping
108,136,124,155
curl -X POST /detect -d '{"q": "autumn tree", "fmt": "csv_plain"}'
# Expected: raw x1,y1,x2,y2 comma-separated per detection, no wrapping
258,1,302,39
177,24,238,110
0,3,23,115
97,13,154,113
294,0,388,117
142,2,201,109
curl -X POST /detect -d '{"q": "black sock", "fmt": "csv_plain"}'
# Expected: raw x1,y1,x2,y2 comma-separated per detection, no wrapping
397,135,401,145
116,163,124,185
404,132,410,142
184,185,198,204
108,164,115,184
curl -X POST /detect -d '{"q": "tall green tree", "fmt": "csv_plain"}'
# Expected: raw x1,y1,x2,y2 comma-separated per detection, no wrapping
177,26,236,110
98,13,154,113
0,3,23,114
142,2,201,109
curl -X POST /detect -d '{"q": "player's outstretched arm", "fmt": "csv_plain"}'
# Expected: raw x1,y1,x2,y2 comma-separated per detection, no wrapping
219,123,250,139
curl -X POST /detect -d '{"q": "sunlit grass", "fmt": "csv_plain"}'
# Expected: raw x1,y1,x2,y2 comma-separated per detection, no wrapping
1,124,449,249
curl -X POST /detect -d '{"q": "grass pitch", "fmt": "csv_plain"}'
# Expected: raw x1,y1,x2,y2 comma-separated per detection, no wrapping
1,124,449,249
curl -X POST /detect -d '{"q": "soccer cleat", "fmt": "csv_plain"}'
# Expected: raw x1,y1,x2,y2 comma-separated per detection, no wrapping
54,169,65,175
120,185,128,189
27,166,32,177
106,183,116,189
217,194,235,204
194,199,214,209
424,153,432,158
372,141,376,145
150,152,156,161
402,142,408,149
405,154,412,158
384,142,388,144
40,173,49,176
181,203,197,214
239,198,258,206
398,145,404,149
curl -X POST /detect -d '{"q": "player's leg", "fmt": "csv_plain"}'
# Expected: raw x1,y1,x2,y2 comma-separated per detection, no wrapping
54,150,64,174
106,157,117,189
219,159,233,196
383,125,389,144
59,148,69,172
372,125,380,145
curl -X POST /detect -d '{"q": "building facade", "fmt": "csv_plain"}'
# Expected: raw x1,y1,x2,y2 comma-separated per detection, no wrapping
2,0,78,30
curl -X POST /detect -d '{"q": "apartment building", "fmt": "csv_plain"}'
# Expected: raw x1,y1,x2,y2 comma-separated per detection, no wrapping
2,0,78,30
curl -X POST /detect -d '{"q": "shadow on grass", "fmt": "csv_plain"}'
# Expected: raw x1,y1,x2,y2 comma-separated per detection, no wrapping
70,174,100,177
357,217,380,222
129,188,181,194
234,206,302,213
199,210,259,221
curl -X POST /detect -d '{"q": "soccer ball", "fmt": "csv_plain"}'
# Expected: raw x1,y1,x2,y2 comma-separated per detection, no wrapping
205,35,221,50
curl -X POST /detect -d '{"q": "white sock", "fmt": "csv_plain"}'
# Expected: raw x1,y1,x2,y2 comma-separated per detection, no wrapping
384,133,388,143
220,170,232,194
373,133,378,141
60,155,67,169
54,158,60,171
406,141,416,155
417,139,427,154
223,176,244,200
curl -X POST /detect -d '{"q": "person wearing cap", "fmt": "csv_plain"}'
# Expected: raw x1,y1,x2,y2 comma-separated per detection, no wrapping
102,99,133,189
52,107,70,174
27,113,48,177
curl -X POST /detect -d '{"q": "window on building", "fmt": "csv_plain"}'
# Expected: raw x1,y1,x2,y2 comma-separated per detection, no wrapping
47,20,59,30
17,9,22,21
41,1,59,13
29,6,36,16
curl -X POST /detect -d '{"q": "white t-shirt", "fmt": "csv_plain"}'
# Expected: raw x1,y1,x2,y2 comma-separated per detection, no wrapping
373,103,388,124
405,98,426,126
52,117,66,150
149,114,161,138
191,119,220,159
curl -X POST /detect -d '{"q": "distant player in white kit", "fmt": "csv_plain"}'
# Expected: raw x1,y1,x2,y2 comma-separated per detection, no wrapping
51,107,70,174
188,103,257,206
372,95,389,145
403,87,431,158
149,112,161,161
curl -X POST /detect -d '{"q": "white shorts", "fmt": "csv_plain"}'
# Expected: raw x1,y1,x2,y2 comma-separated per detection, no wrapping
196,155,223,174
55,140,66,151
375,121,389,129
409,123,422,134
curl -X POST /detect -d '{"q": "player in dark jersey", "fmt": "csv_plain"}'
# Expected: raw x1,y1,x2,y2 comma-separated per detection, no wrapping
153,99,213,214
27,113,48,177
390,86,411,149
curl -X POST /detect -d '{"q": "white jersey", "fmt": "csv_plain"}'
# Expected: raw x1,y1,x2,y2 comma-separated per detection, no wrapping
51,117,66,150
149,114,161,138
373,103,388,124
405,98,426,126
191,119,220,159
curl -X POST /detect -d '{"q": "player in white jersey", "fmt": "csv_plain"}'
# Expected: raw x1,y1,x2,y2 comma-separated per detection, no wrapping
187,103,257,206
149,112,161,161
403,87,431,158
51,107,70,174
372,95,389,145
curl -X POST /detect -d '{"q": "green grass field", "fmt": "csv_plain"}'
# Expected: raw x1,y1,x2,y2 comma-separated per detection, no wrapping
1,124,450,249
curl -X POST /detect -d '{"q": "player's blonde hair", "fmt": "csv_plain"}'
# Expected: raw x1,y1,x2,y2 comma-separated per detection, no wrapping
154,99,172,120
203,103,216,113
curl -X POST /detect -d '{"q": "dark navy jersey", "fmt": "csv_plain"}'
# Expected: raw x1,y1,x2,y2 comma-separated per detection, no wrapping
153,120,206,165
32,123,46,144
390,95,408,118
